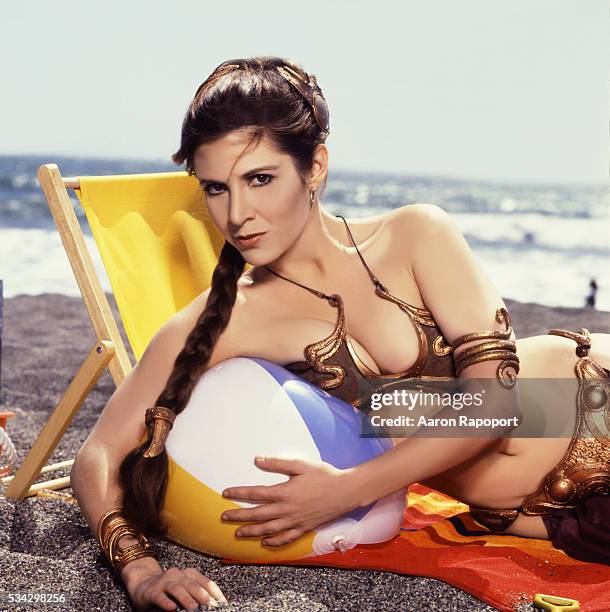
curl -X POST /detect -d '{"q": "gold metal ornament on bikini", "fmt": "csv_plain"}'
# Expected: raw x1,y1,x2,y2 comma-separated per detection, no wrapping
468,506,520,533
520,326,610,514
432,334,452,357
451,307,520,388
142,406,176,458
549,327,592,357
303,293,347,389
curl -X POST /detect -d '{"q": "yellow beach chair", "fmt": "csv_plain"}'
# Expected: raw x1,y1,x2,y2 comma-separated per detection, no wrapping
3,163,225,499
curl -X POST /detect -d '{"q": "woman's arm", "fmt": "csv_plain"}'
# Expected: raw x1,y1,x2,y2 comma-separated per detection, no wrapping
72,444,226,610
71,444,162,590
71,290,228,610
349,203,523,507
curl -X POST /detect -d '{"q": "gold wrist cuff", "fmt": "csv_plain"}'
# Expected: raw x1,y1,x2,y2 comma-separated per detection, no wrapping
96,508,155,575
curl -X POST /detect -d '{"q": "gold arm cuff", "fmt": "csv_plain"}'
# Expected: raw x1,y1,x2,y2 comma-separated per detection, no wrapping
455,351,520,388
449,308,520,388
453,340,516,366
451,307,513,349
452,329,512,346
455,349,519,373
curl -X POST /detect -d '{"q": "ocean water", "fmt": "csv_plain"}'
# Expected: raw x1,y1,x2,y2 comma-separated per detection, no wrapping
0,154,608,310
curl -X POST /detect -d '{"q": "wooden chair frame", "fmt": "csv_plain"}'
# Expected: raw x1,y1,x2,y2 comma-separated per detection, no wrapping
3,164,133,500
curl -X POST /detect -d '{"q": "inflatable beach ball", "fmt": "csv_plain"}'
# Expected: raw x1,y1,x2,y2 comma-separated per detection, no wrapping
160,357,406,561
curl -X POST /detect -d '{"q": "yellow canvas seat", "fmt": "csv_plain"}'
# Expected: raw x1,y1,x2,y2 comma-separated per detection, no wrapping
3,164,225,499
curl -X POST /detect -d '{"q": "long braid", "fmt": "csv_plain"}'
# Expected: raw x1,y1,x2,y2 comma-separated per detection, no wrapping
118,241,245,536
156,242,245,409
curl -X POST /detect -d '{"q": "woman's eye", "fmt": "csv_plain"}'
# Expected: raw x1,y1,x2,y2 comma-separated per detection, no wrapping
203,183,225,196
250,173,273,187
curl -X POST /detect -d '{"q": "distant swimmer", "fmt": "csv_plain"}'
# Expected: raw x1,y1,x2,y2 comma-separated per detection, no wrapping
585,278,598,309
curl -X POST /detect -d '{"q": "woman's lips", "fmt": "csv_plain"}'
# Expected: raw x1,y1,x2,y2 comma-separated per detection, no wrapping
235,231,268,247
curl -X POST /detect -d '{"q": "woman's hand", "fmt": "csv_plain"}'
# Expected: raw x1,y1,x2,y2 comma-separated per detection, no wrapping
122,557,228,611
220,456,363,547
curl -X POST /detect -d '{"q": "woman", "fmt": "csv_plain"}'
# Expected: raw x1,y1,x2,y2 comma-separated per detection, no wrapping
70,56,610,611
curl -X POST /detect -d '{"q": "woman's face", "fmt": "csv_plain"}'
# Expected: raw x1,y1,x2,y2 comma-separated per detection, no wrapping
192,130,313,266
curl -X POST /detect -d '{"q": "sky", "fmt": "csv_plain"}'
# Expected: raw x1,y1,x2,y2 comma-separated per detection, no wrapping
1,0,608,185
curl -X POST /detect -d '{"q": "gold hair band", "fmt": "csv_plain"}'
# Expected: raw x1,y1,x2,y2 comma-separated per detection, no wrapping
142,406,176,459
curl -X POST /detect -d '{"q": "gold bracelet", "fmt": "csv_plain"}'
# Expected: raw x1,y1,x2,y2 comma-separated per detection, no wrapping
96,508,156,575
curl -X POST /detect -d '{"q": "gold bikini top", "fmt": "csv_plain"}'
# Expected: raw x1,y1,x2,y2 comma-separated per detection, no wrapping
266,215,456,409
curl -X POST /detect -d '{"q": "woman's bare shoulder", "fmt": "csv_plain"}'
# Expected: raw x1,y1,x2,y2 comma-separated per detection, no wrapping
390,202,447,230
367,203,445,274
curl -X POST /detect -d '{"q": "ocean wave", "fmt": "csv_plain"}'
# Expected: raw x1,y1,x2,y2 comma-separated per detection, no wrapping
1,154,607,225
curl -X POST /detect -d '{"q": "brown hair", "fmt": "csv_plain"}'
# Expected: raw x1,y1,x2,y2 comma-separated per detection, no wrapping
118,56,330,536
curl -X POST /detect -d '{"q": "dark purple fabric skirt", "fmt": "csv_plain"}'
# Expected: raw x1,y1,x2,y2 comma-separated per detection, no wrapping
542,495,610,565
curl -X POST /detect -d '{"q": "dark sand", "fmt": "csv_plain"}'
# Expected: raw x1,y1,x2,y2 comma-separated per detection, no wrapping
1,293,608,612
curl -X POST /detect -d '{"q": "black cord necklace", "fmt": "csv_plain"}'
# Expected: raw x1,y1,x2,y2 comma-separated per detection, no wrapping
263,215,387,301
